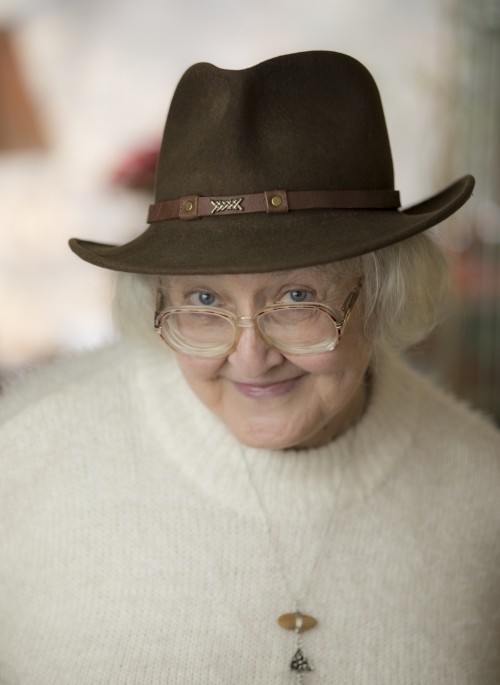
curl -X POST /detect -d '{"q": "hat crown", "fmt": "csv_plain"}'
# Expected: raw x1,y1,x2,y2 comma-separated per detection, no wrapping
155,51,395,202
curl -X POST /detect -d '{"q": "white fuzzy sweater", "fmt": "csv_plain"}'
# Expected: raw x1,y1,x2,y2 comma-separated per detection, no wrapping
0,341,499,684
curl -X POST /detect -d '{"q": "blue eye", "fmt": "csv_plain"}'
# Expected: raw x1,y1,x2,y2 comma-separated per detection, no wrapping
288,290,308,303
191,292,218,306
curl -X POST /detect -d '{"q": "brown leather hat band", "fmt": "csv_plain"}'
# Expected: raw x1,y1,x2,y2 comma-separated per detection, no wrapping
147,189,401,223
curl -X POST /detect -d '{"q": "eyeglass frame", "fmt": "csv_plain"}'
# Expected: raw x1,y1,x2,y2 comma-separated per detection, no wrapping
154,277,363,358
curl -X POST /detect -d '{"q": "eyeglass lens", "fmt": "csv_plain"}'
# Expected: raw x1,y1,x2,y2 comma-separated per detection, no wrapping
162,307,340,357
257,308,338,352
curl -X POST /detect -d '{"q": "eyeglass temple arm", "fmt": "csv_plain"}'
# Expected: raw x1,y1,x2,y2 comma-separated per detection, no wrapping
154,286,164,331
339,278,363,327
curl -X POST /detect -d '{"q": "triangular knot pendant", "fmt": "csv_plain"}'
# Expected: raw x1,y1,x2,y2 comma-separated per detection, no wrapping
290,648,313,672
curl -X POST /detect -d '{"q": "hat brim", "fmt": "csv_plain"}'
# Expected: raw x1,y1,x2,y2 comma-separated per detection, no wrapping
69,175,474,275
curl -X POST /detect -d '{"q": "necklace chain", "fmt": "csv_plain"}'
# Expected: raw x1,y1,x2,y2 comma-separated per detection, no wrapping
238,381,370,681
239,442,349,610
238,377,370,609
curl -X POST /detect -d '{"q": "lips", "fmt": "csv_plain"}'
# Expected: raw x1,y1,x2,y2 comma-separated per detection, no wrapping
230,375,305,399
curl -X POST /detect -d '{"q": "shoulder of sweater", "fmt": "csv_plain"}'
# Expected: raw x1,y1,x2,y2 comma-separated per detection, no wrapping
0,340,158,428
413,363,498,439
390,355,500,471
368,355,500,533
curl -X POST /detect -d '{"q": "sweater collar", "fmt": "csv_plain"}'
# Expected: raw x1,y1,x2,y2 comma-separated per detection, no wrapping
131,343,425,518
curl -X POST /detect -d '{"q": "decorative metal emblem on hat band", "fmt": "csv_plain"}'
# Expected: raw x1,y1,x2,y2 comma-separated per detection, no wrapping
211,198,243,214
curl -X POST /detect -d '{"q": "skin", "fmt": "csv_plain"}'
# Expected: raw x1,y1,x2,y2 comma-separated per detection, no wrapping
164,267,372,450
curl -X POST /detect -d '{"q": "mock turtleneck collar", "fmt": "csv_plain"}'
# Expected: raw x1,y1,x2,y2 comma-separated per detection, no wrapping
132,344,426,519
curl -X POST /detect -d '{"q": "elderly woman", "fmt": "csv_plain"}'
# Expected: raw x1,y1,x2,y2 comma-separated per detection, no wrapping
1,51,499,684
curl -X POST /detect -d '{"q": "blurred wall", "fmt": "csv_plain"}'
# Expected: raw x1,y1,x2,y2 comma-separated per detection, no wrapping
411,0,500,422
3,0,495,409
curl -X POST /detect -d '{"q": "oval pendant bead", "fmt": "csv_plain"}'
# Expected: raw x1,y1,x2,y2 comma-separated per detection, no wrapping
278,613,317,632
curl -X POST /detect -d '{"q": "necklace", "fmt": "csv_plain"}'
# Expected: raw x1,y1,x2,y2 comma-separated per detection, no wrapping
239,381,369,681
240,446,347,682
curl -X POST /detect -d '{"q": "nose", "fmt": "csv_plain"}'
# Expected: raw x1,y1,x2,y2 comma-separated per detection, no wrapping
227,324,284,378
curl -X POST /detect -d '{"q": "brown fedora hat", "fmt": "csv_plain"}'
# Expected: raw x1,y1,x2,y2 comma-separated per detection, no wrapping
69,51,474,275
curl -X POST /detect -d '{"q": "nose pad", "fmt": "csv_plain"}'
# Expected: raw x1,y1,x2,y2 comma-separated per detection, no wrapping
238,317,254,329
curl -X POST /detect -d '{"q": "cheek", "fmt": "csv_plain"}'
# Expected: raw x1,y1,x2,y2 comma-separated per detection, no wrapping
284,325,370,383
174,352,225,382
174,352,228,417
285,353,341,377
284,346,360,378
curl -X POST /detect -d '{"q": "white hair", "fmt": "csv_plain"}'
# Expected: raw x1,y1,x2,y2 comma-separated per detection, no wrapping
112,231,449,360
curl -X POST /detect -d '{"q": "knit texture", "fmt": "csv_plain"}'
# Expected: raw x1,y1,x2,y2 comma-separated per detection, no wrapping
0,342,499,684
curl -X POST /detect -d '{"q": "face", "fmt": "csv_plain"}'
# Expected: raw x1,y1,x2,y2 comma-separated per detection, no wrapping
163,266,371,450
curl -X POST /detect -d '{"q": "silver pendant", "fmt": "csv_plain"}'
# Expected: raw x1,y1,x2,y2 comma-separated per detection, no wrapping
277,610,317,675
290,647,313,672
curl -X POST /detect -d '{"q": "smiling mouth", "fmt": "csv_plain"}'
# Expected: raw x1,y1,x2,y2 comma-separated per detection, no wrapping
230,375,306,399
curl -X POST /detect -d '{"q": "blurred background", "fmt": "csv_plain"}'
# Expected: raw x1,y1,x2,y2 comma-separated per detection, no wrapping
0,0,499,423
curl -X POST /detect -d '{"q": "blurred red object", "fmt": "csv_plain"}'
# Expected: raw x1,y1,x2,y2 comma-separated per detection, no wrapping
112,144,159,190
452,246,500,303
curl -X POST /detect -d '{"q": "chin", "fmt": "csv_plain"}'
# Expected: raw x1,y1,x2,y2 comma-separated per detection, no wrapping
227,415,307,450
237,434,291,450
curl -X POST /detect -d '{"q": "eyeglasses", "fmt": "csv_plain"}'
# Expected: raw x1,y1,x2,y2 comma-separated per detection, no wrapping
154,279,363,358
